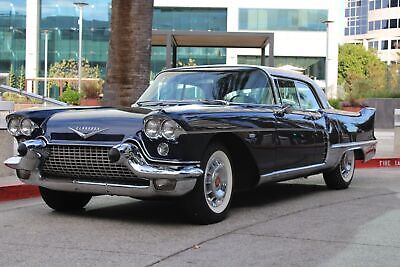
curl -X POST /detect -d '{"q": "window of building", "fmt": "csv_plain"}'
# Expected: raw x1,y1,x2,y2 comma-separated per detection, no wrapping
381,40,389,50
391,40,400,49
382,0,390,7
390,0,399,7
390,19,398,28
369,21,375,31
375,20,381,30
238,8,328,32
382,20,389,29
375,0,382,8
368,40,379,49
369,0,375,9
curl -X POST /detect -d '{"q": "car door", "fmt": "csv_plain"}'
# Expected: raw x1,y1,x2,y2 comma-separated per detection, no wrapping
221,69,277,174
273,78,317,170
295,80,327,165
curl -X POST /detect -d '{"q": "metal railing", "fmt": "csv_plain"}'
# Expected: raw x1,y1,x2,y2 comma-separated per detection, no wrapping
0,84,68,106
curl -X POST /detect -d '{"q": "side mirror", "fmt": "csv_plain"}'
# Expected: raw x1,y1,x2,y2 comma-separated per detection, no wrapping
275,104,291,117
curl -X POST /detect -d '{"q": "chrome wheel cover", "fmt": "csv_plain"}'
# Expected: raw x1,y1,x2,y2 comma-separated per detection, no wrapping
203,150,233,214
340,151,355,182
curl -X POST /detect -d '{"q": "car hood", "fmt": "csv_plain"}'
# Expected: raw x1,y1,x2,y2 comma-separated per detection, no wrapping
44,107,151,144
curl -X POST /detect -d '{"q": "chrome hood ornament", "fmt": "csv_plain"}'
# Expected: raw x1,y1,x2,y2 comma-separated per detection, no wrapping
69,126,109,139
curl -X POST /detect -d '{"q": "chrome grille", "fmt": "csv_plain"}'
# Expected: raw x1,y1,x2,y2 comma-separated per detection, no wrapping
42,145,146,183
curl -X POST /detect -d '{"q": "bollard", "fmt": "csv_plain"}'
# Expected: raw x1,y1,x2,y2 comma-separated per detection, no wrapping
395,109,400,155
0,101,15,177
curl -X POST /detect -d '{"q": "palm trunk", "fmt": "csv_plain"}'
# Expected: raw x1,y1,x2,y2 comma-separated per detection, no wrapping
103,0,154,107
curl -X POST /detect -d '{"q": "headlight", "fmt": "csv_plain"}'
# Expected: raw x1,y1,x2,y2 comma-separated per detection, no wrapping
20,118,37,136
144,119,161,139
7,118,21,136
161,119,183,140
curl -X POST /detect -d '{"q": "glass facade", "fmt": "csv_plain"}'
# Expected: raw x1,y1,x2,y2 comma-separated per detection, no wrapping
238,56,325,80
344,0,369,36
151,7,227,75
38,3,227,77
0,0,26,73
239,9,328,31
40,0,111,76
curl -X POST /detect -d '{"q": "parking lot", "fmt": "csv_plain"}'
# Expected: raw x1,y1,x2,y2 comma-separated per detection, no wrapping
1,168,399,266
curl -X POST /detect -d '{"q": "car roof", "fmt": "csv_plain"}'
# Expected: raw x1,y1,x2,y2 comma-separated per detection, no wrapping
161,65,330,109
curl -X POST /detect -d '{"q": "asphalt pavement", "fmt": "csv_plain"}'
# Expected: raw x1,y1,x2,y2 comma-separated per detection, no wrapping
1,168,400,266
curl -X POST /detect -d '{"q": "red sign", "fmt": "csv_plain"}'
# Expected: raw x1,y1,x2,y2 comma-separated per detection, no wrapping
356,158,400,169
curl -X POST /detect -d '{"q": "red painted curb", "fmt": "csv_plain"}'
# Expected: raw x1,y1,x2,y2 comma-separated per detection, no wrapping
356,158,400,169
0,184,40,202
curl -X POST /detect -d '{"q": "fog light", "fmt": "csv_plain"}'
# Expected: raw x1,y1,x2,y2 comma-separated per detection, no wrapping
154,179,176,191
157,142,169,156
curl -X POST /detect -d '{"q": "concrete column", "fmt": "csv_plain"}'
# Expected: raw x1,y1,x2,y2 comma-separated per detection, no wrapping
325,22,339,99
226,5,238,65
25,0,40,93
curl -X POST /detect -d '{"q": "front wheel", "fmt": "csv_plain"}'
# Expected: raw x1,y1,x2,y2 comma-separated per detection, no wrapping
39,187,92,211
323,150,355,190
181,144,234,224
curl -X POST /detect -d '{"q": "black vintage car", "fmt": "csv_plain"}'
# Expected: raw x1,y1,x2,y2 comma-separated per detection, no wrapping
4,65,377,224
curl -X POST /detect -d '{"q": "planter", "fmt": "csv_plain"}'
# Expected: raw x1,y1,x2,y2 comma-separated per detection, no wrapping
80,98,100,106
342,106,363,112
14,103,43,111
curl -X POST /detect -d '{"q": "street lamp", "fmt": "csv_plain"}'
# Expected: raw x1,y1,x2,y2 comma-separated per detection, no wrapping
322,20,334,98
74,2,88,93
43,30,49,100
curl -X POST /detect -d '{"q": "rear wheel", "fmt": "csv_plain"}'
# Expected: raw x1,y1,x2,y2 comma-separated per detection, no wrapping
323,150,355,189
182,144,234,224
39,187,92,211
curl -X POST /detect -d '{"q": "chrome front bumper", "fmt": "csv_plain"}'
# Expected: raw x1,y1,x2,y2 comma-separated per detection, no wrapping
4,139,203,198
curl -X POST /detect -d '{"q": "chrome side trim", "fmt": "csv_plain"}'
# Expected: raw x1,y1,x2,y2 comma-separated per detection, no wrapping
258,163,325,185
185,128,275,135
330,140,377,149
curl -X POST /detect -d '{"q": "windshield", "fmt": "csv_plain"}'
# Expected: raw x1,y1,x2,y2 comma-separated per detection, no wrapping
137,69,275,106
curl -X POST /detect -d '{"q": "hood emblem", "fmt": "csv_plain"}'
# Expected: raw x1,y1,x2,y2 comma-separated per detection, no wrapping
69,126,109,139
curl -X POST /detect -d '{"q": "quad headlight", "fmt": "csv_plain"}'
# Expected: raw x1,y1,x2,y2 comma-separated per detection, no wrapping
7,117,38,136
7,118,21,136
144,117,185,141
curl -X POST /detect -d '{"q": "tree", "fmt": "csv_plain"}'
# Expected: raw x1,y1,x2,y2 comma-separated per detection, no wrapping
103,0,154,107
338,44,387,99
17,65,25,89
48,59,100,89
8,64,16,88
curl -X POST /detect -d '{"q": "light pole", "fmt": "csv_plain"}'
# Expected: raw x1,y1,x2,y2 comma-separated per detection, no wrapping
43,30,49,99
322,20,334,98
74,2,88,93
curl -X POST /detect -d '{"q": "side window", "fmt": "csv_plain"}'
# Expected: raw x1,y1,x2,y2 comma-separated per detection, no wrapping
222,70,275,105
295,81,320,110
276,79,301,109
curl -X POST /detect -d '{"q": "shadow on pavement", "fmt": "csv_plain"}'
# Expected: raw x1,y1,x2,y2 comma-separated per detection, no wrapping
58,182,328,225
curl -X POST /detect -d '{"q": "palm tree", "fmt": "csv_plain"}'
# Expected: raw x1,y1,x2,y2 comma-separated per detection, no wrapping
103,0,154,107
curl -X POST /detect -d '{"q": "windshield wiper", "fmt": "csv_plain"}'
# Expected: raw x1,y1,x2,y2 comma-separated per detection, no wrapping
136,99,229,107
196,99,229,105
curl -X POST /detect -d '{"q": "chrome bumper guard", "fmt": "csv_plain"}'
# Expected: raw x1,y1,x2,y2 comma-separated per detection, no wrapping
4,139,203,198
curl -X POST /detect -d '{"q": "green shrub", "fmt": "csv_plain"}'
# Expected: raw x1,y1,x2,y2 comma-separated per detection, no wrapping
59,86,82,105
328,98,341,109
2,92,41,104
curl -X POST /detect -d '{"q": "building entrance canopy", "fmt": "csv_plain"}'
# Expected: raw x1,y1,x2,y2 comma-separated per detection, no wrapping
151,30,274,68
